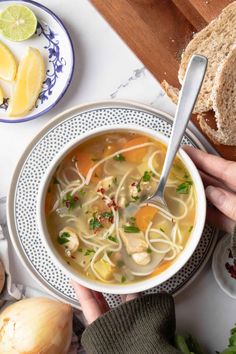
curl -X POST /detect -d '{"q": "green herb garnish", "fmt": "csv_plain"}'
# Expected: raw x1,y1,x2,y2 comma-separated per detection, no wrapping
85,249,95,256
147,248,152,254
113,177,118,185
121,275,126,283
123,225,140,233
108,235,118,243
188,225,193,233
113,154,125,161
89,215,103,230
53,177,60,185
117,260,125,268
101,211,113,219
63,192,78,210
78,248,83,253
107,251,113,257
176,181,192,194
131,195,140,201
57,232,70,245
160,228,165,233
129,217,136,225
78,189,86,197
142,170,151,182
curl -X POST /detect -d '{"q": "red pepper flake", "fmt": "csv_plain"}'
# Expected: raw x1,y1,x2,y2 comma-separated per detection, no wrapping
71,255,76,259
107,199,119,211
65,201,70,208
131,182,136,186
97,188,105,194
73,195,79,201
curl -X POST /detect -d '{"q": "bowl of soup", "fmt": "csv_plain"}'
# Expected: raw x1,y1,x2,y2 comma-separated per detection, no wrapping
37,125,206,294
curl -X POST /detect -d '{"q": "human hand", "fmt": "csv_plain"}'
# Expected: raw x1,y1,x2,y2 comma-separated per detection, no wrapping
72,281,138,324
184,146,236,233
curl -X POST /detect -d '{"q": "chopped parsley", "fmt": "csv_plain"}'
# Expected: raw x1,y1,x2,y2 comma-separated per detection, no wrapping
57,232,70,245
131,195,140,201
123,225,140,233
89,214,103,230
147,248,152,254
78,248,83,253
117,260,125,268
84,249,95,256
176,181,192,194
184,173,189,179
113,177,118,185
53,177,60,185
188,225,193,233
63,192,78,210
78,189,86,197
121,275,126,283
160,227,165,233
142,170,152,182
108,235,118,243
101,211,113,219
113,154,125,161
107,251,113,257
129,217,136,225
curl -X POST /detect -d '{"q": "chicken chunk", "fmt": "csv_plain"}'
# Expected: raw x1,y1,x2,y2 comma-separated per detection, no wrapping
132,252,151,265
97,176,114,192
58,227,79,257
119,229,148,255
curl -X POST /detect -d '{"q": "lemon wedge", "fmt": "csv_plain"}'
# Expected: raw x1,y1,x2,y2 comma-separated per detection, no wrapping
0,41,17,81
8,47,45,117
0,86,4,105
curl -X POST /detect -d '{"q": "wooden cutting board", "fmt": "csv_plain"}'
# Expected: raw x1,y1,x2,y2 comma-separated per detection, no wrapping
91,0,236,160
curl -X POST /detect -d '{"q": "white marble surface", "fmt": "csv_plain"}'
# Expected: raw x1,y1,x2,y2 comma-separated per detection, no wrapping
0,0,234,352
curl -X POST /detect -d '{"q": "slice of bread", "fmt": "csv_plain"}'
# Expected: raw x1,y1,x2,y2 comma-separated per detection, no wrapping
179,1,236,113
199,46,236,145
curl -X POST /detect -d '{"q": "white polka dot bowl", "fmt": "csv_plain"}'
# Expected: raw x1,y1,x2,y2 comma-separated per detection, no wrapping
37,124,206,294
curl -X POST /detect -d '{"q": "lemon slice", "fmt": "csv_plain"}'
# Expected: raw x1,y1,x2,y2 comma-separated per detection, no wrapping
8,47,45,117
0,5,37,42
0,41,17,81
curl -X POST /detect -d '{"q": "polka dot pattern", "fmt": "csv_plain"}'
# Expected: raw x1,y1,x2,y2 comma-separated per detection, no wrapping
13,106,217,306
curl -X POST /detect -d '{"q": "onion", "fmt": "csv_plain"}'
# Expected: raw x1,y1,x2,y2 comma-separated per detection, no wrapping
0,297,72,354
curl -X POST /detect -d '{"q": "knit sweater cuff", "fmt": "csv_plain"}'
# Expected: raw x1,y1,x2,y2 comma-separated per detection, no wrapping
81,293,180,354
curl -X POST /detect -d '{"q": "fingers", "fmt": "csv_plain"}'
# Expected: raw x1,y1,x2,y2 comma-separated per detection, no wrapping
92,290,110,313
72,281,109,324
207,206,234,233
184,146,236,191
206,186,236,222
121,293,139,302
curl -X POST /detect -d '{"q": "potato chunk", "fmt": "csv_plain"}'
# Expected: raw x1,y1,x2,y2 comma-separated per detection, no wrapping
94,259,114,280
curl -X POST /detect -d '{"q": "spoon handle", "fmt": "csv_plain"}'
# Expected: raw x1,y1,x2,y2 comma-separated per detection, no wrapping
156,54,208,197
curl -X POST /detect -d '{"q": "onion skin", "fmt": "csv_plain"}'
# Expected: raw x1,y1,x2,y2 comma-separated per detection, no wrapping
0,297,72,354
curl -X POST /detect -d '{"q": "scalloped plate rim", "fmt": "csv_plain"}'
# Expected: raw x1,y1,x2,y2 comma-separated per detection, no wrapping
7,100,218,307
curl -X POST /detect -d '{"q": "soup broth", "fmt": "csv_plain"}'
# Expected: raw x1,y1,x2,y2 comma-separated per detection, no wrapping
45,132,196,284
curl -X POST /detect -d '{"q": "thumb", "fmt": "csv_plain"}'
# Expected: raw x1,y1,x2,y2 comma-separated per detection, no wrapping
206,186,236,221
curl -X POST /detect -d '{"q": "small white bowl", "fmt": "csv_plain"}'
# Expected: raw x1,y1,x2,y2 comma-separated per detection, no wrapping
37,125,206,294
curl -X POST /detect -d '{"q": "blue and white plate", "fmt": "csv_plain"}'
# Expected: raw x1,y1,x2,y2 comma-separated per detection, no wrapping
7,101,218,308
0,0,74,123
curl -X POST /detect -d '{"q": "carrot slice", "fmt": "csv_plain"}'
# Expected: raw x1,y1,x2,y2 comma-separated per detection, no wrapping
151,261,172,277
123,136,149,163
135,205,157,231
76,151,101,182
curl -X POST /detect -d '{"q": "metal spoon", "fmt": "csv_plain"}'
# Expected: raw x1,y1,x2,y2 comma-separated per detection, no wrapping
145,54,208,211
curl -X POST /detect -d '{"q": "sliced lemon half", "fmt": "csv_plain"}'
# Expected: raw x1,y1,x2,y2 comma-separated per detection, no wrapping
8,47,45,117
0,41,17,81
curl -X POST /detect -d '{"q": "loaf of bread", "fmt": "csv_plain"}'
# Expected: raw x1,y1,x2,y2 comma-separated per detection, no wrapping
199,46,236,145
162,1,236,145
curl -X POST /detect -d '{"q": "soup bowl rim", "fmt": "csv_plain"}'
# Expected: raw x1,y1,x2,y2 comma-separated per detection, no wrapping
37,124,206,294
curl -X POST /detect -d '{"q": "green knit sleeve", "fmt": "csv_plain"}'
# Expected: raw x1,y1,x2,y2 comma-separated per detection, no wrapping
81,293,181,354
